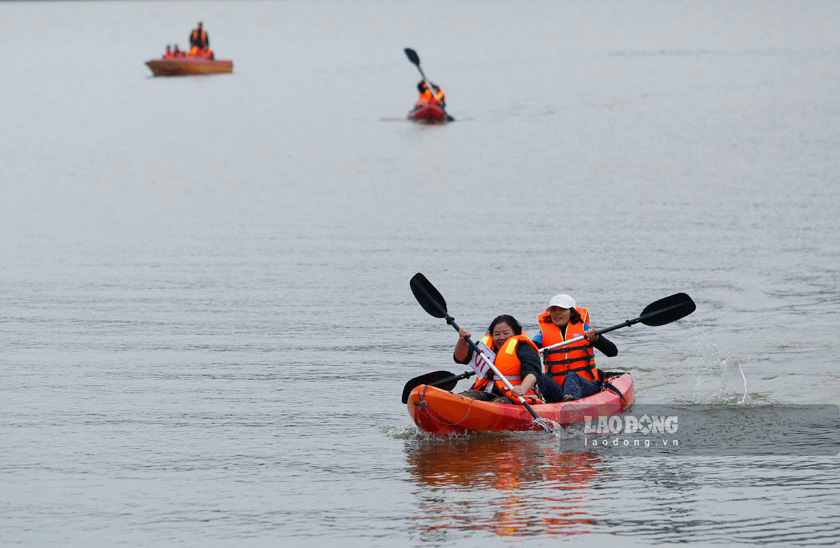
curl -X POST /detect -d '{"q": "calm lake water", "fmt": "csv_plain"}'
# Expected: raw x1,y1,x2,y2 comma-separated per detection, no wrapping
2,0,839,546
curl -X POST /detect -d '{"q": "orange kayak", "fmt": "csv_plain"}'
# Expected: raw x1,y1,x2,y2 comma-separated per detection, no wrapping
407,372,635,435
146,58,233,76
407,96,448,123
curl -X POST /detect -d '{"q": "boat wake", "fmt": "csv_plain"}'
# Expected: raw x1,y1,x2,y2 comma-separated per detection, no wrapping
384,422,580,441
382,424,424,440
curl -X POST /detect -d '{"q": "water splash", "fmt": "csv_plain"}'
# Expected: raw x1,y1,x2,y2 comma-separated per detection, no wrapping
382,424,476,440
736,360,749,405
688,333,751,404
533,417,565,436
382,424,424,439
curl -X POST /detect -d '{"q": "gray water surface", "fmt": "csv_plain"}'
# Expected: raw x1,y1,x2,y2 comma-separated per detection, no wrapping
2,1,839,546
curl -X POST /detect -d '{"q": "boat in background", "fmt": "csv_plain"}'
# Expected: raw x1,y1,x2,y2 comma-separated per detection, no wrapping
407,372,634,435
146,57,233,76
407,96,448,123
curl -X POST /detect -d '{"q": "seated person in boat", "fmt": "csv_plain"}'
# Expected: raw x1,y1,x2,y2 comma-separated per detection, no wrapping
172,44,186,58
162,45,174,59
533,294,618,402
417,80,446,107
453,315,542,404
188,46,215,59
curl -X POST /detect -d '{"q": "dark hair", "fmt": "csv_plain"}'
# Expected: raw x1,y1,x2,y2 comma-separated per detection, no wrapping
569,308,583,324
488,315,522,335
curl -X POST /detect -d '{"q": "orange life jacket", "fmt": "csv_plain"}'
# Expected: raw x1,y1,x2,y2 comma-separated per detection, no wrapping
471,334,542,404
412,95,442,112
538,307,602,382
190,29,208,48
163,51,175,59
420,88,445,104
188,47,213,59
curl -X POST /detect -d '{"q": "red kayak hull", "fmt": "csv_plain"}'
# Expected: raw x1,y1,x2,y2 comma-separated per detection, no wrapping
407,372,635,435
407,98,447,123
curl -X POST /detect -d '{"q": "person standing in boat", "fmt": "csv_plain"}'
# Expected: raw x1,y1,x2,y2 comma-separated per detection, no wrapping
417,81,446,107
533,294,618,402
189,22,209,51
188,22,215,59
453,315,542,404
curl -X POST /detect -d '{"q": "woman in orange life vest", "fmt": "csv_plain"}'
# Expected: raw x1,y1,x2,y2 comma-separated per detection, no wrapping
417,80,446,107
533,294,618,402
453,315,542,404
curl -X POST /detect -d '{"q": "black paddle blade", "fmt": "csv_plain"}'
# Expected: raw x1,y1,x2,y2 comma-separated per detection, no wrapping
401,370,458,403
640,293,696,326
404,47,420,66
410,273,447,318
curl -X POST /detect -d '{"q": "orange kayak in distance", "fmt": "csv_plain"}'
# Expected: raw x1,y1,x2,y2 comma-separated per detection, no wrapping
407,372,635,435
146,58,234,76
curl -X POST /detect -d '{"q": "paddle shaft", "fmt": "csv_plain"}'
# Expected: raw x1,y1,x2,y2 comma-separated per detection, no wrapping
539,297,693,353
414,67,440,106
430,370,474,388
539,320,632,354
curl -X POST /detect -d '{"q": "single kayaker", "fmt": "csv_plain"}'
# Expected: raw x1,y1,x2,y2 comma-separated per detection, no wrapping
189,22,209,50
418,80,446,107
533,294,618,402
453,315,543,404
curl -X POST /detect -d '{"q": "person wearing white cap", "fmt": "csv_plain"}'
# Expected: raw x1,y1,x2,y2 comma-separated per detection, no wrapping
532,294,618,402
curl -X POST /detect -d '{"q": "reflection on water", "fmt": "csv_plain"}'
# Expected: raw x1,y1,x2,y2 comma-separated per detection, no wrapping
404,435,840,545
405,435,604,539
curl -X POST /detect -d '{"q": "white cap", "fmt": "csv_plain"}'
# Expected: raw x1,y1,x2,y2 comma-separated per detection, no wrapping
547,294,576,309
